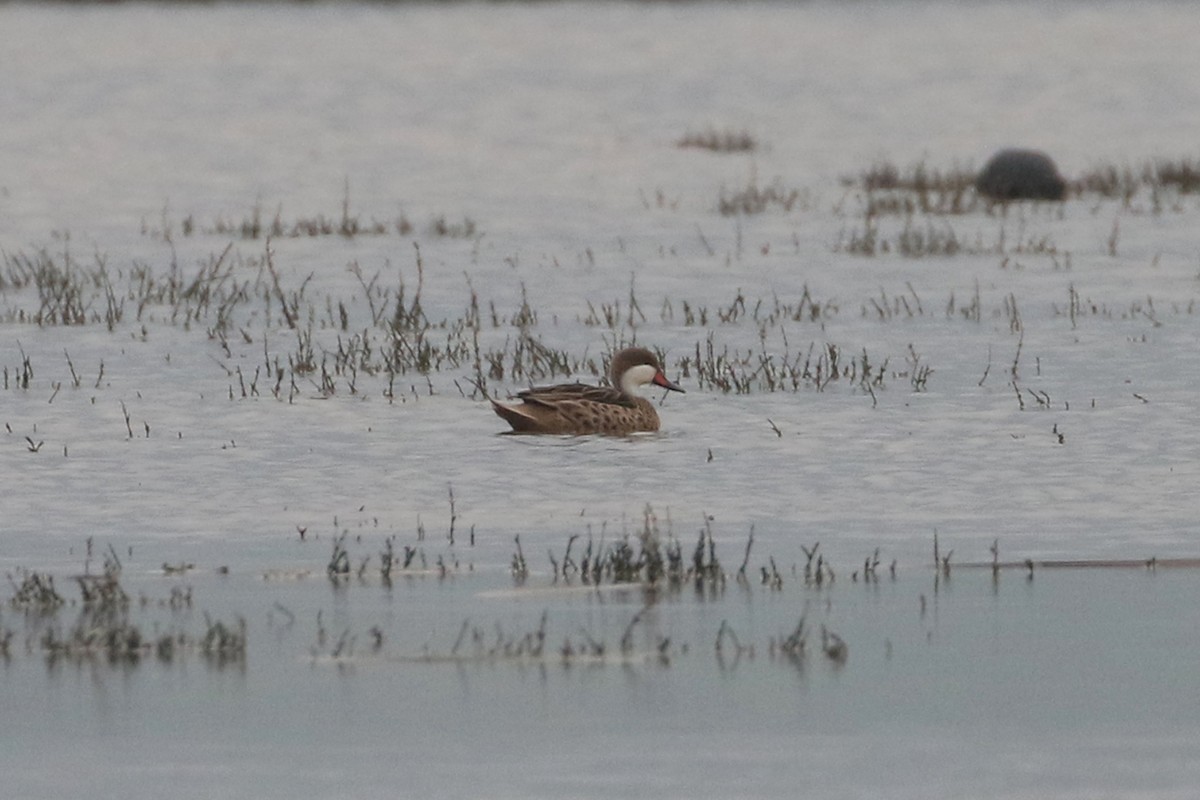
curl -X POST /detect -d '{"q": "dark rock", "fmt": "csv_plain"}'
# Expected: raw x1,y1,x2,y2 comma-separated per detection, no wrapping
976,149,1066,201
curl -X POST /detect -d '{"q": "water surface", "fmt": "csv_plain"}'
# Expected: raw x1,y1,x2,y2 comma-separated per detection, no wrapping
3,1,1200,797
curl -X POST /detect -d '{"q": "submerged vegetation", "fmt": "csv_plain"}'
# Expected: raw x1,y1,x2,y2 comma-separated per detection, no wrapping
1072,156,1200,203
676,127,759,154
5,540,244,668
718,175,806,216
842,155,1200,206
842,160,979,217
2,154,1198,463
0,227,934,400
2,208,1197,413
4,519,1185,674
828,156,1200,256
141,185,481,244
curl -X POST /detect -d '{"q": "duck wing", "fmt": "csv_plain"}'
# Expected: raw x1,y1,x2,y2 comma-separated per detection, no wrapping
516,383,635,408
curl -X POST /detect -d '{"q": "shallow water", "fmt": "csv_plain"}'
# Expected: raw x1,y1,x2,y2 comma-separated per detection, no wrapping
6,565,1200,799
3,1,1200,798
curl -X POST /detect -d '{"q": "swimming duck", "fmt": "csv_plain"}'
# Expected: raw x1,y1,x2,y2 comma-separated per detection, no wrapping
490,347,684,435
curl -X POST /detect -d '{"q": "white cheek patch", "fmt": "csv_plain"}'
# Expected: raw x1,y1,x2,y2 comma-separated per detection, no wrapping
621,363,658,394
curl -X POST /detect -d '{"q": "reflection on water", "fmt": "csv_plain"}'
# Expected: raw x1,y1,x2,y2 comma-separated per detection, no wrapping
5,542,1200,799
4,0,1200,797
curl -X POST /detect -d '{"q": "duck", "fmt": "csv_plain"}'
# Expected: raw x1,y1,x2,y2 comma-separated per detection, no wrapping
490,347,684,435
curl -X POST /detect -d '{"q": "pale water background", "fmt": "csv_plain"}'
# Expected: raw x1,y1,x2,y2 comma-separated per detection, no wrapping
2,2,1200,798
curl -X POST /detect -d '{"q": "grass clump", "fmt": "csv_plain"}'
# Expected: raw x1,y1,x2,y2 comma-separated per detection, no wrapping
718,176,801,216
7,570,65,613
1072,156,1200,211
200,614,247,664
834,211,1059,258
679,334,891,396
843,160,978,216
142,185,481,243
542,507,728,591
677,127,758,154
1153,157,1200,193
845,154,1200,214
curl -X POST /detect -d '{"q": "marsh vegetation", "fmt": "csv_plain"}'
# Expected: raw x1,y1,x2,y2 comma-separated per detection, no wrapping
4,3,1200,797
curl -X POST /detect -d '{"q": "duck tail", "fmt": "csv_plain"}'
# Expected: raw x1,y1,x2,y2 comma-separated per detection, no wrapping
490,397,539,433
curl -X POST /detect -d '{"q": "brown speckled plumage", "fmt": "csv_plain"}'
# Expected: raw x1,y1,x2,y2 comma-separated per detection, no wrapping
490,347,684,435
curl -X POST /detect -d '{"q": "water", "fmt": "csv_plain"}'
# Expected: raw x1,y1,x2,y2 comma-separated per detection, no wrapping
6,566,1200,799
2,1,1200,797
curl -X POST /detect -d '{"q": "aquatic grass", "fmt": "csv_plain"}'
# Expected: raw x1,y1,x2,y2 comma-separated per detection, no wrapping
3,246,94,326
852,159,976,194
775,615,808,662
7,570,65,613
146,191,481,243
834,209,1060,258
380,536,397,582
2,239,249,331
6,247,1182,410
511,535,529,581
436,613,550,663
715,620,751,662
4,550,241,669
200,614,247,663
844,155,1200,214
427,215,479,239
841,159,978,217
679,333,891,395
850,548,894,583
327,531,351,579
9,531,1200,676
1153,157,1200,194
1074,163,1141,204
2,344,34,390
156,182,407,241
402,610,677,668
638,187,682,212
40,619,148,667
820,625,848,665
76,570,130,613
676,127,759,154
718,175,803,216
541,511,789,594
1071,157,1200,208
7,218,1196,414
